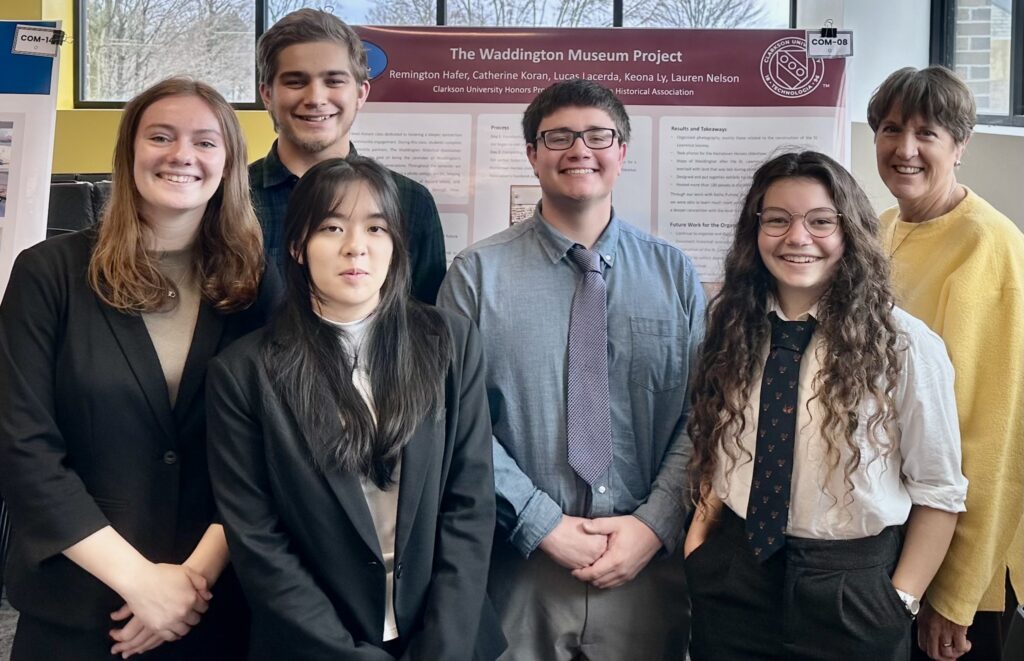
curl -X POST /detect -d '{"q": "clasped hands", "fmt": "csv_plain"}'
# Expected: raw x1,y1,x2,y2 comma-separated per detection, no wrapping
537,514,663,589
108,562,212,658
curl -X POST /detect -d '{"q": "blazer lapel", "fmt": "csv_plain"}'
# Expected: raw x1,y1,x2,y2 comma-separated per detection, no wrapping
322,464,385,562
395,334,442,558
173,301,225,421
98,302,177,445
394,417,436,559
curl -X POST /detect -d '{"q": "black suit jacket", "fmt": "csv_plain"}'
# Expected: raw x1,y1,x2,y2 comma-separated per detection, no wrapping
0,230,278,638
206,310,506,661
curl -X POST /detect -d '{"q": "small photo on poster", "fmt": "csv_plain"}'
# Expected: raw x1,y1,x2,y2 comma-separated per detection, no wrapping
509,185,541,226
0,122,12,219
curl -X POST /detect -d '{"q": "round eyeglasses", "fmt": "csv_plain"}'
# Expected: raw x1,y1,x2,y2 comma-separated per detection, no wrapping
536,128,618,151
757,207,842,238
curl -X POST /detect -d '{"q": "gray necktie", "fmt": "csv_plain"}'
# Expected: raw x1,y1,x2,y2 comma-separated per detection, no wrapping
566,244,613,485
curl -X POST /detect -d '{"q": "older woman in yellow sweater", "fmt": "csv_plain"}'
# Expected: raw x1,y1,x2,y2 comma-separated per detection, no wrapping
868,66,1024,661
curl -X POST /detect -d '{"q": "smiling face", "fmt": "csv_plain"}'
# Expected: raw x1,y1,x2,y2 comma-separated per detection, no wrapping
132,94,226,229
260,40,369,162
758,177,845,316
874,109,966,219
526,106,626,214
301,179,394,323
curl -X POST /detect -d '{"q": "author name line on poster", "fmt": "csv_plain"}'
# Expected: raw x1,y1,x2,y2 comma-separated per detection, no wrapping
390,70,553,82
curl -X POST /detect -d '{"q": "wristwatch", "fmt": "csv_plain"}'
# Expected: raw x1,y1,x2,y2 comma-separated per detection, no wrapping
894,588,921,619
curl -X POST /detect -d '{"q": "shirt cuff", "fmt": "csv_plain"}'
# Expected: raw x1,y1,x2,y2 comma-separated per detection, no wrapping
633,490,687,554
904,478,968,514
508,490,563,557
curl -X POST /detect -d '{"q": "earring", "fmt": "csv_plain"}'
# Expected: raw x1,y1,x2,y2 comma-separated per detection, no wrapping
955,160,962,167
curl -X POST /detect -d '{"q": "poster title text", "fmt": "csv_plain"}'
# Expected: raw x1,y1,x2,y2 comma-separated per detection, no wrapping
449,46,684,65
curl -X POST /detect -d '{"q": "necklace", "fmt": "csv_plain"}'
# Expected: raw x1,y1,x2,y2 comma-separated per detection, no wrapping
889,220,923,258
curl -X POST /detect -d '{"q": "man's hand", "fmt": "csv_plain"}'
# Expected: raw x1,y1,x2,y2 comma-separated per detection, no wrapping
917,601,971,660
537,515,609,570
571,515,663,589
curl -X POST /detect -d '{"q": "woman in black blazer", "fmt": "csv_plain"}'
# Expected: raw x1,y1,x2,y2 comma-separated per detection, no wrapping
0,78,274,660
206,156,505,661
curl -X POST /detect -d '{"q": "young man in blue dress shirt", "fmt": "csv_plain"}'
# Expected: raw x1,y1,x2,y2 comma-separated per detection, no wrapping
250,9,446,303
439,80,705,660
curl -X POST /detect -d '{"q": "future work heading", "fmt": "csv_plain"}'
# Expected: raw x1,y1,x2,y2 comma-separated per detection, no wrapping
448,47,684,65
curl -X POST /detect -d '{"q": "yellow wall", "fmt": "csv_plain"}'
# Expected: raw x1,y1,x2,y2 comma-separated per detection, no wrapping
0,0,42,20
7,0,278,173
53,109,278,173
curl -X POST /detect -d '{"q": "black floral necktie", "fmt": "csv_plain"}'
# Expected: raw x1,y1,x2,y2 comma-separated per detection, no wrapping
745,312,817,562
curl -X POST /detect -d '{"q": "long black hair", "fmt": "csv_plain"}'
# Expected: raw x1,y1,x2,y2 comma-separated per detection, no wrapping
263,156,452,488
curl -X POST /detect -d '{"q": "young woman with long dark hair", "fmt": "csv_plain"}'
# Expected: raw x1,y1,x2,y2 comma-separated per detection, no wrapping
206,156,505,660
683,151,968,661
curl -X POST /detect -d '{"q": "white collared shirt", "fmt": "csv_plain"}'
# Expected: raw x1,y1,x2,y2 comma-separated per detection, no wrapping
714,302,968,539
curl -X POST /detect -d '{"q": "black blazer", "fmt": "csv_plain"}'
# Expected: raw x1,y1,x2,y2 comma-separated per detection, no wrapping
206,310,506,661
0,230,277,641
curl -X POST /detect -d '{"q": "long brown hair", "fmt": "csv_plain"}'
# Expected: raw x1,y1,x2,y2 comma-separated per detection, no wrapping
688,151,903,510
88,77,263,313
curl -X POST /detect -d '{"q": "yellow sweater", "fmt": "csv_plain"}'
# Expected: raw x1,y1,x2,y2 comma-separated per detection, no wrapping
882,188,1024,625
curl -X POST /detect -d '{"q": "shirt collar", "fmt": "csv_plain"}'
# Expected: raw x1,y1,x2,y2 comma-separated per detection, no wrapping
258,141,295,189
767,296,819,322
531,203,621,269
258,141,362,189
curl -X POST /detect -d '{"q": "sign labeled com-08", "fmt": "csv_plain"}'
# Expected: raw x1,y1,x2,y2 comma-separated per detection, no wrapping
804,30,853,59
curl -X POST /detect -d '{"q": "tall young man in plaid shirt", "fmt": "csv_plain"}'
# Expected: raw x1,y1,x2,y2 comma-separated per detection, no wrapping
250,9,446,303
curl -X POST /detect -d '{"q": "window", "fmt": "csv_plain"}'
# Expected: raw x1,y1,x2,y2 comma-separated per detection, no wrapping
932,0,1024,126
623,0,790,29
265,0,437,27
76,0,256,107
75,0,792,106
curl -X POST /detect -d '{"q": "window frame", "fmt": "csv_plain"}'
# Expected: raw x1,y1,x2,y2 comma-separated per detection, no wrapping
931,0,1024,127
73,0,796,109
73,0,266,110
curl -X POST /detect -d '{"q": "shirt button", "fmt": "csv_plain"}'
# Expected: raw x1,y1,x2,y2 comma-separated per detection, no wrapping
395,562,403,579
162,450,178,465
597,485,607,494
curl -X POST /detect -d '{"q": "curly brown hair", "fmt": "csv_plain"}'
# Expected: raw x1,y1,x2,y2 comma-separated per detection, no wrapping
688,151,903,512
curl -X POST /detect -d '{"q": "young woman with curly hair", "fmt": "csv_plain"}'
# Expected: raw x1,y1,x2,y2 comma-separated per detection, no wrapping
683,151,968,661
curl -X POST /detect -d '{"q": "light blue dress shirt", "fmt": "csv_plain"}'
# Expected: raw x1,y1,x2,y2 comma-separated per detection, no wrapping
438,208,706,556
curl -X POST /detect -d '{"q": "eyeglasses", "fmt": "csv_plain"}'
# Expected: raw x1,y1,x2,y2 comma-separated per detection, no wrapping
536,128,618,151
757,207,842,238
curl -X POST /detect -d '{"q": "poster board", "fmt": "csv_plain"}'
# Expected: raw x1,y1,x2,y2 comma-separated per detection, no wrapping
352,27,848,281
0,20,61,298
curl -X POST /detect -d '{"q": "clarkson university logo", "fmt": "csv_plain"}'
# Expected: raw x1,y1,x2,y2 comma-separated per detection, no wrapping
760,37,824,99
